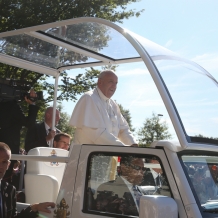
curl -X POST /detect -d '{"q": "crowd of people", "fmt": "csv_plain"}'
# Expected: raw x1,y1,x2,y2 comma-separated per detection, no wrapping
0,87,73,217
185,163,218,204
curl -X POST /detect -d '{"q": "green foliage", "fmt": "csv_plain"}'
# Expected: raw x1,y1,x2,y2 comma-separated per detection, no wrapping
118,103,135,132
194,134,218,140
137,112,172,147
56,104,75,139
0,0,144,32
0,0,144,148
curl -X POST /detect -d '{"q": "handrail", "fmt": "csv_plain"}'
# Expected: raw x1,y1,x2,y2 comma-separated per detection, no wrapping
11,154,69,163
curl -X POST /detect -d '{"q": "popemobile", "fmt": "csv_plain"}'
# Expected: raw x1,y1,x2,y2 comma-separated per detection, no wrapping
0,17,218,218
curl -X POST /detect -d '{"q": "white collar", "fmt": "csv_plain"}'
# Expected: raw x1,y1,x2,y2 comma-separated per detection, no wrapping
150,168,159,179
96,87,110,102
121,176,133,189
44,122,56,131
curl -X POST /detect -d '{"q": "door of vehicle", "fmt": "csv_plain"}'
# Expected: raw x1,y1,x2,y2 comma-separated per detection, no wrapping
70,145,187,218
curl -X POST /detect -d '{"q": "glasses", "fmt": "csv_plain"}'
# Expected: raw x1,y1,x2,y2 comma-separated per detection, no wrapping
58,140,70,146
129,163,146,171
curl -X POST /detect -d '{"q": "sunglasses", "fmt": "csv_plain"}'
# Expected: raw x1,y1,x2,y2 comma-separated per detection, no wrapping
129,163,146,171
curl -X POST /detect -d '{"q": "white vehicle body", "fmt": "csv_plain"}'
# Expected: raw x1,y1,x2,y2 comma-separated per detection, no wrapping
0,17,218,218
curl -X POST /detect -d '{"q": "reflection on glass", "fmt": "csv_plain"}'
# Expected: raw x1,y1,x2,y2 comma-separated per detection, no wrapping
86,153,171,216
0,34,98,68
182,155,218,211
155,59,218,141
43,22,139,59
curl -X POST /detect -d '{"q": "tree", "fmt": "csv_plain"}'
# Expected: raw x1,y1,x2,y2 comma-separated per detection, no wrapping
0,1,144,149
195,134,218,140
137,112,172,147
0,0,144,110
118,103,135,132
56,104,75,138
0,0,144,31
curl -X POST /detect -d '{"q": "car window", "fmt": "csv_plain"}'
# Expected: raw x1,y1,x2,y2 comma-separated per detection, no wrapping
84,153,172,217
181,155,218,210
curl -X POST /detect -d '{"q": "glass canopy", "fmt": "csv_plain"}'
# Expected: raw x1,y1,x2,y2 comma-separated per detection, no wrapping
0,17,217,147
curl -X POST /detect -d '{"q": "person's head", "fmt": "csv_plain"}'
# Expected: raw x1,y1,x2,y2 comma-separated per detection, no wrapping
0,142,11,179
97,70,118,98
53,133,72,150
148,157,162,174
120,156,145,185
44,107,60,127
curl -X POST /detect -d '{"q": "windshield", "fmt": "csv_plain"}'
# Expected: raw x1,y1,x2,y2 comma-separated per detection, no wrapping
181,154,218,213
154,59,218,143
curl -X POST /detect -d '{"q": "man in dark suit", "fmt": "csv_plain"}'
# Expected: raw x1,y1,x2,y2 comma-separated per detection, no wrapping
0,89,39,182
141,157,170,196
95,156,145,216
25,107,61,153
0,89,39,155
0,142,55,218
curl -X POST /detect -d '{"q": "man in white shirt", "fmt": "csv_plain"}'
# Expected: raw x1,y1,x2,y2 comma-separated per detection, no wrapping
69,70,138,147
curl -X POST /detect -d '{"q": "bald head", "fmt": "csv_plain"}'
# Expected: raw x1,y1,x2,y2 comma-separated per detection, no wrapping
0,142,11,179
44,107,60,127
97,70,118,98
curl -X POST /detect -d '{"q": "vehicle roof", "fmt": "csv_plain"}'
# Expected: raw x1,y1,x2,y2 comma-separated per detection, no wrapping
1,17,218,150
0,17,179,77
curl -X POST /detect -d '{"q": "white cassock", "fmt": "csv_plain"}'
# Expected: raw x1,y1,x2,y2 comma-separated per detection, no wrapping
69,87,137,146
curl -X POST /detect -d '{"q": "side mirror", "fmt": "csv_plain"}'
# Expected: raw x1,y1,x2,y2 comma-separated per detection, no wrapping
139,195,178,218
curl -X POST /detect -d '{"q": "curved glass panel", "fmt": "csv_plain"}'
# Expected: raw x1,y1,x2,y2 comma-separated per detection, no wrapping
155,59,218,141
42,22,139,59
0,34,100,69
127,31,178,59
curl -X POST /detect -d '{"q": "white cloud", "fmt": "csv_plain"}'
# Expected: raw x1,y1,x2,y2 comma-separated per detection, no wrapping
164,40,173,48
117,68,149,77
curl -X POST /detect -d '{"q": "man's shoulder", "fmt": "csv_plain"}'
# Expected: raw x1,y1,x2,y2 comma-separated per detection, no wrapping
98,177,124,188
27,122,44,131
83,89,95,97
33,122,44,127
77,89,96,102
84,89,94,96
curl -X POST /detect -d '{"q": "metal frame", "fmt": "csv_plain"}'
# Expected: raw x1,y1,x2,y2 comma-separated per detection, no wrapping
1,16,214,149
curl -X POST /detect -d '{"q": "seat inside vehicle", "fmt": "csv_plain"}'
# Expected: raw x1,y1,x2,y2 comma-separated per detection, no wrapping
24,147,68,203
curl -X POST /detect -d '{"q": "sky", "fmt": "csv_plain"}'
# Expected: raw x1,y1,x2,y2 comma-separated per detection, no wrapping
56,0,218,141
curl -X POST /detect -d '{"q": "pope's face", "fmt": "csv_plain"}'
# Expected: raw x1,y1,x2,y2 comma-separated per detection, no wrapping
0,150,11,179
98,72,118,98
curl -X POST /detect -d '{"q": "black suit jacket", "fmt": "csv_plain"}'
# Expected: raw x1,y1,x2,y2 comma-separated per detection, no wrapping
141,169,156,186
0,100,39,154
25,122,60,153
141,169,168,187
1,180,37,218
